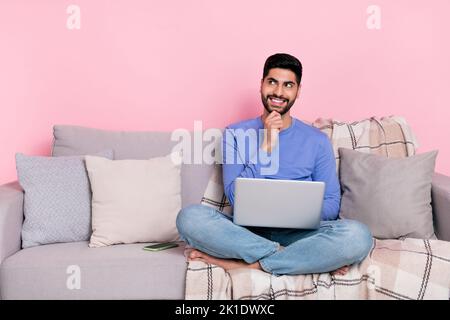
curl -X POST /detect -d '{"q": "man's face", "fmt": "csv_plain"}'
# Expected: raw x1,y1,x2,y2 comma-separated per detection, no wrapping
260,68,300,115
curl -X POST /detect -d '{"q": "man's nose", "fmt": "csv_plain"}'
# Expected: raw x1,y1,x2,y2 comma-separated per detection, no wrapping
274,85,283,97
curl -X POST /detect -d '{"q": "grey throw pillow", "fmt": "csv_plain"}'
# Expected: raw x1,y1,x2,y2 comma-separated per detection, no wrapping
338,148,438,239
16,150,114,248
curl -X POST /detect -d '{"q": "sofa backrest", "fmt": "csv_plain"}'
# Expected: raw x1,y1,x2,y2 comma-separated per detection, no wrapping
52,125,215,207
52,117,416,208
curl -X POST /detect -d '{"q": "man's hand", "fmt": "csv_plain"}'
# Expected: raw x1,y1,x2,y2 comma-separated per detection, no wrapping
261,111,283,153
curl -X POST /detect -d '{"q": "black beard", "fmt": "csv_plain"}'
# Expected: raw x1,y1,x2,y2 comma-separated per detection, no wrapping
261,94,295,115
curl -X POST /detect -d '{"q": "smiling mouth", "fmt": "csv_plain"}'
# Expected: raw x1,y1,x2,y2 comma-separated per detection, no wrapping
269,96,288,107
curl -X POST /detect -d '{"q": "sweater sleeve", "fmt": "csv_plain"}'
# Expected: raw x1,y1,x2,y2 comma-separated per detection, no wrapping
222,128,269,206
312,135,341,220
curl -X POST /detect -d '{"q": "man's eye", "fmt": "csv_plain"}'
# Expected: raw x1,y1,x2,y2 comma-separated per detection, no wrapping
286,83,293,88
269,80,276,85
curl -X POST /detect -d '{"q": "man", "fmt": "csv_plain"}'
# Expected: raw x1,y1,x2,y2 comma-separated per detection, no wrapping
176,53,372,276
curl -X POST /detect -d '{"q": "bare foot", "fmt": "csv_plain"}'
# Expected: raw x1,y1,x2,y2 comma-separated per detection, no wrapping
188,249,262,272
331,265,350,276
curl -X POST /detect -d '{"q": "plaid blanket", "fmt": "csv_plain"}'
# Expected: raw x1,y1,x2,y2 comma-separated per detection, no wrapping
312,115,418,173
185,116,450,300
186,238,450,300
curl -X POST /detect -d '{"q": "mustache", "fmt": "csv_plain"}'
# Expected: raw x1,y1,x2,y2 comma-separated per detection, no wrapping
267,95,288,102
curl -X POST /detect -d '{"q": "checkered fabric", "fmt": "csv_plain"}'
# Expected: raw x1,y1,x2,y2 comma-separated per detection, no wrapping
186,116,450,300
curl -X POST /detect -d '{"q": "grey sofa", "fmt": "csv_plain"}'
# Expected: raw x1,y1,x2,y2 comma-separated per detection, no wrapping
1,125,450,299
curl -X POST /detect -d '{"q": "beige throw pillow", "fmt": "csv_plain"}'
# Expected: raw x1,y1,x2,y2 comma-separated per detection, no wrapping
85,153,182,247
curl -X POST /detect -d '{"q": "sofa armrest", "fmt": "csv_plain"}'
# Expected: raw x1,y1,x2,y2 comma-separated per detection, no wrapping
432,173,450,241
0,181,23,264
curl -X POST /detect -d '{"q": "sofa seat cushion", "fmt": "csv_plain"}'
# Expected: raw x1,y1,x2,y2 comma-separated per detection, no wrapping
0,241,187,299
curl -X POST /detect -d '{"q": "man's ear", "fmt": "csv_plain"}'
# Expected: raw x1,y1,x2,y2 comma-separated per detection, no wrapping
260,78,264,92
296,84,302,99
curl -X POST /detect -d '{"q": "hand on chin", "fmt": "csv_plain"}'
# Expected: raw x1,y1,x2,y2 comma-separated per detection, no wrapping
270,106,283,114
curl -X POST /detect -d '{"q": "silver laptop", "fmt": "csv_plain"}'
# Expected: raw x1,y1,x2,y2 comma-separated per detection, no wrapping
233,178,325,229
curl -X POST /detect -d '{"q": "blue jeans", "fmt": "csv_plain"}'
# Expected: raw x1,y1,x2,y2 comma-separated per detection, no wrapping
176,204,373,275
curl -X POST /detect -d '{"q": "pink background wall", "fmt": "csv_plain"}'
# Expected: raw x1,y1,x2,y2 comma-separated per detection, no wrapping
1,0,449,184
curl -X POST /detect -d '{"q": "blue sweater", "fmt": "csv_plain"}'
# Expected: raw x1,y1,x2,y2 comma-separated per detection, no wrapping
222,116,341,221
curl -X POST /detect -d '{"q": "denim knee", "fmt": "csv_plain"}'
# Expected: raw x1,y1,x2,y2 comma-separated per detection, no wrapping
176,204,211,241
344,220,373,262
